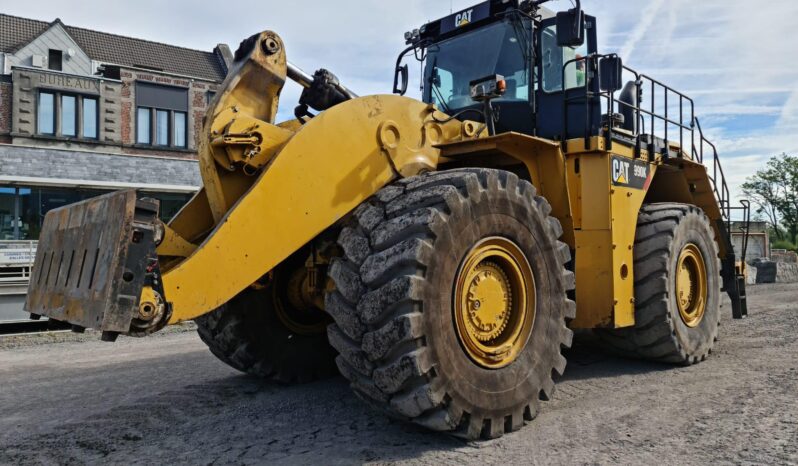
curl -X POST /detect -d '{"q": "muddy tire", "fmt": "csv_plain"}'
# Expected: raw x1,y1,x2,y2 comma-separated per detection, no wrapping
326,168,575,439
597,203,721,365
195,253,337,384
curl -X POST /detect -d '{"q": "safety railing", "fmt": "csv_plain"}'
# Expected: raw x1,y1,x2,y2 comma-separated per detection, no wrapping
561,53,738,227
693,117,732,221
731,200,752,264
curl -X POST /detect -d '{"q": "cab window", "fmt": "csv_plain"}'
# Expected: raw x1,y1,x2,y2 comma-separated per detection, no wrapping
541,24,589,93
424,21,531,111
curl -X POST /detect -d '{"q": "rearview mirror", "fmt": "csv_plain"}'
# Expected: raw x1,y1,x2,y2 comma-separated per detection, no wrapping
556,7,585,47
599,55,623,92
393,64,409,95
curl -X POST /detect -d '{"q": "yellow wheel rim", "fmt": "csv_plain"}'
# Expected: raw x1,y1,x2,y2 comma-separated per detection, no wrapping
453,237,536,369
675,244,708,328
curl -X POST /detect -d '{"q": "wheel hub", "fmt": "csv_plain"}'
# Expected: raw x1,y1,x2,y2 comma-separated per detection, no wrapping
274,265,329,335
675,243,707,328
465,262,512,342
454,237,536,369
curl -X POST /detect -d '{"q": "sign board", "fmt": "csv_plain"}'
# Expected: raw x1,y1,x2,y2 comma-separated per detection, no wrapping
611,156,652,190
0,242,37,267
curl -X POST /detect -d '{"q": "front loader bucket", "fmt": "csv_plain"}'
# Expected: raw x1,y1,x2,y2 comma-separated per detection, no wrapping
25,190,161,339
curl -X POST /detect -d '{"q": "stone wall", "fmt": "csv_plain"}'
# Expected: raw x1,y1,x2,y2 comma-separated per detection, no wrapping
8,68,218,159
118,68,217,153
732,232,769,262
0,144,201,189
0,81,11,137
11,68,122,144
750,259,798,284
771,250,798,264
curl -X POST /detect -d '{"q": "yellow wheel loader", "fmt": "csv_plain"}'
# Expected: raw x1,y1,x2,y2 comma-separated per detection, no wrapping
25,0,751,439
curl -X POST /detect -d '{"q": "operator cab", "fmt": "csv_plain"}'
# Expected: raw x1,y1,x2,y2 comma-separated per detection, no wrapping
397,0,600,140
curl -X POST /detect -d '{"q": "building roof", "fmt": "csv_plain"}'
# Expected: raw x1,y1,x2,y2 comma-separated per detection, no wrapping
0,14,226,81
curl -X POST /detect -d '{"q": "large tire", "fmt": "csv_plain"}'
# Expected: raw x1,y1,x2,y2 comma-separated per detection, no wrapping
326,168,575,439
598,203,721,365
195,252,337,383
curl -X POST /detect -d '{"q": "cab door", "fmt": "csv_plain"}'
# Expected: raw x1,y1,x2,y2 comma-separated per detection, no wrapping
535,15,600,141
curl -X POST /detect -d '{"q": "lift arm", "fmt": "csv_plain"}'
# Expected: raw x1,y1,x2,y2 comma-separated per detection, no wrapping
24,31,481,339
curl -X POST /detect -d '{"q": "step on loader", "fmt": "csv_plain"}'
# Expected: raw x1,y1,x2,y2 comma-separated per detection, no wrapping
25,0,751,439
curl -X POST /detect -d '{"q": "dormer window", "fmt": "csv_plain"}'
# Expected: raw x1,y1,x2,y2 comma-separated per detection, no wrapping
48,49,63,71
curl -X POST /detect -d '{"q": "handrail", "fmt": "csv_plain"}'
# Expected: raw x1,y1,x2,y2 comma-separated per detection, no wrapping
694,117,731,221
739,200,752,262
561,54,697,159
559,55,743,227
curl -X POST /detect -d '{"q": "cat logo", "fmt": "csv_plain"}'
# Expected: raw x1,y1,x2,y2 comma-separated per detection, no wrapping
612,158,630,185
611,156,651,189
455,9,474,27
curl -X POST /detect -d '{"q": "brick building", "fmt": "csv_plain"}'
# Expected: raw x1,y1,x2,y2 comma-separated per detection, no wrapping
0,14,232,241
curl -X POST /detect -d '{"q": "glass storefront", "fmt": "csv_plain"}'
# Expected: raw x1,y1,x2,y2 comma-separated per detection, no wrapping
0,187,17,240
0,185,192,241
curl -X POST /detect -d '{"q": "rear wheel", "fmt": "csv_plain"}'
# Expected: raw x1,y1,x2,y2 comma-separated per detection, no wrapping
195,250,337,383
597,203,721,364
326,169,575,439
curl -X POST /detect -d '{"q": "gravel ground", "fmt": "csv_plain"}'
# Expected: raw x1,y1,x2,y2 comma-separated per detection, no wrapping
0,284,796,465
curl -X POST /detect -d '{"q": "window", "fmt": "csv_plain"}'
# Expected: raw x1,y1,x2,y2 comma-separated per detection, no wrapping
137,108,151,144
151,192,193,222
135,82,189,149
206,91,217,106
423,21,531,112
82,97,98,139
48,49,62,71
156,110,169,146
0,187,16,240
174,112,186,147
540,24,589,93
36,91,99,139
38,92,55,135
0,185,194,240
61,95,76,137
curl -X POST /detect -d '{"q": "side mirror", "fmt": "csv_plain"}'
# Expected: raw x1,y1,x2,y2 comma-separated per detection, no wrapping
599,55,623,92
556,8,585,47
393,64,409,95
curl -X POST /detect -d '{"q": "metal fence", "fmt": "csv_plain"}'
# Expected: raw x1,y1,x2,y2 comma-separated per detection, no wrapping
0,240,37,284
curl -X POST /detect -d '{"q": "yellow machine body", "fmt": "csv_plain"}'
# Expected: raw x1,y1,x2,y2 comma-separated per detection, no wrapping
150,31,726,330
25,31,729,334
436,134,726,329
152,32,482,323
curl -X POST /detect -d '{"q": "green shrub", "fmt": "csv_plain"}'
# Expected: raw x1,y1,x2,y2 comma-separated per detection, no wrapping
772,240,798,252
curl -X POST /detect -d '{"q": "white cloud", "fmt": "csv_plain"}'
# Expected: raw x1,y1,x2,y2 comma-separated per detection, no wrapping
700,105,783,117
4,0,794,205
618,0,666,61
778,90,798,127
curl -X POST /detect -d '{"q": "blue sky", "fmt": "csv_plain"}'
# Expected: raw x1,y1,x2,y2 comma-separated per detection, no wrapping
5,0,797,206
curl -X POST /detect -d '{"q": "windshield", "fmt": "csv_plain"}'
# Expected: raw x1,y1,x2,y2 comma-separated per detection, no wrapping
423,21,530,112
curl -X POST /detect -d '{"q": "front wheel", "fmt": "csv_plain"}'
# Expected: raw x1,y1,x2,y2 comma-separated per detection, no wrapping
326,169,575,439
195,250,337,383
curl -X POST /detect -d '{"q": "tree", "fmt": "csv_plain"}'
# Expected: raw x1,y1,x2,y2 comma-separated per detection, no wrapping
742,153,798,244
742,171,783,239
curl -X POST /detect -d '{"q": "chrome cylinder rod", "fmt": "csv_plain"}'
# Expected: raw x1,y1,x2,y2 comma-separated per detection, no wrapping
286,62,359,100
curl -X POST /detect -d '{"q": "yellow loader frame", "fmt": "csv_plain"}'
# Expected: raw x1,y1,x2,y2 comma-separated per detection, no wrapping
26,31,727,336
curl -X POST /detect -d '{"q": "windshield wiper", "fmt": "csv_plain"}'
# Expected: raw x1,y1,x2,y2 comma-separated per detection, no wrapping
427,56,450,113
431,81,450,113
